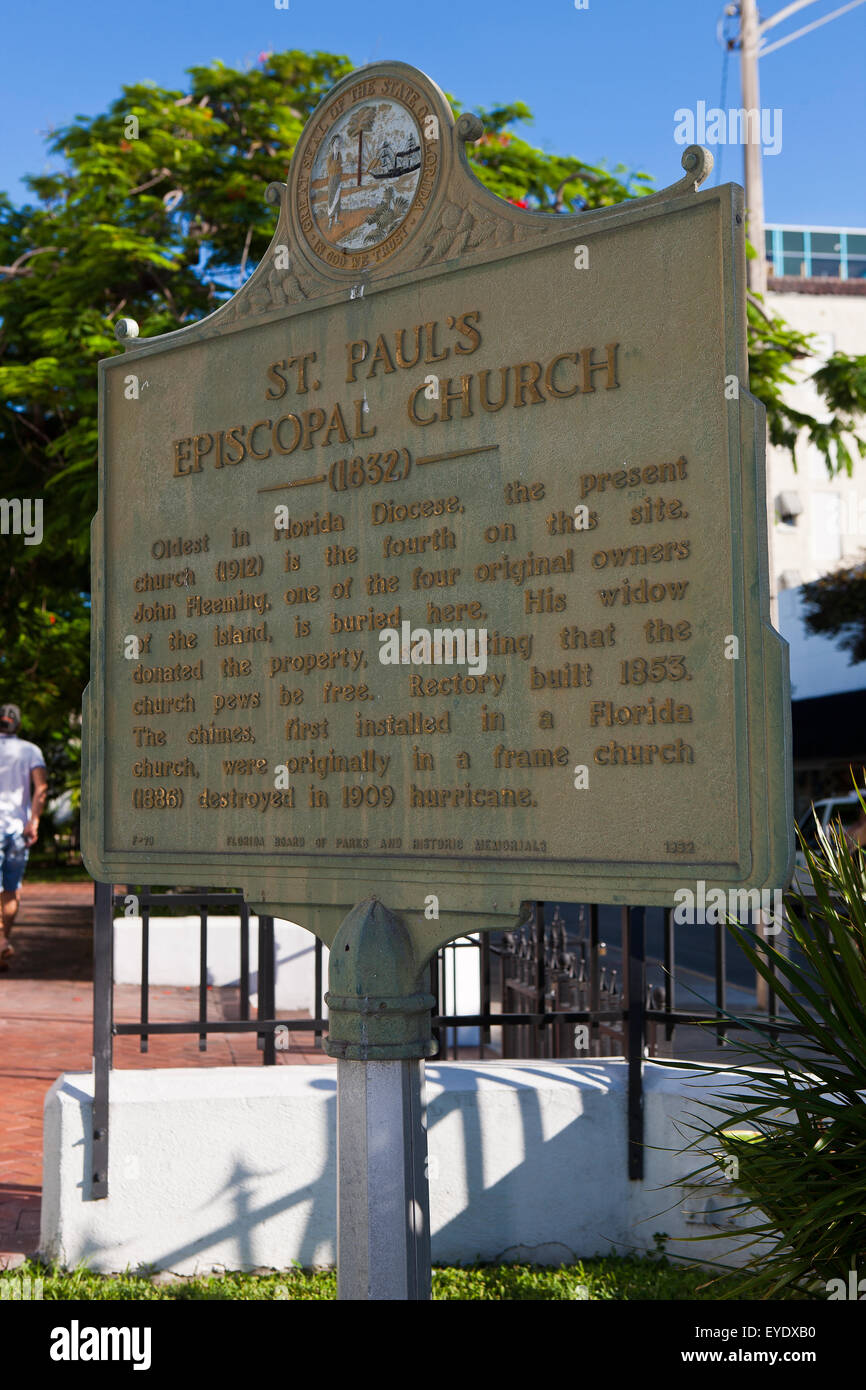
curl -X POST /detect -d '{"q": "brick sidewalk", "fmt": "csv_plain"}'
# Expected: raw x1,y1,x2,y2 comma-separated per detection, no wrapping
0,880,328,1267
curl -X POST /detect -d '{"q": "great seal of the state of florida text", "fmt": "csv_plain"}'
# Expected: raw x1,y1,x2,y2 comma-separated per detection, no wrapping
295,74,439,273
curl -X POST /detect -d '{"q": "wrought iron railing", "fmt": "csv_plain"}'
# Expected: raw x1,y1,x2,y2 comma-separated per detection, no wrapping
91,885,792,1198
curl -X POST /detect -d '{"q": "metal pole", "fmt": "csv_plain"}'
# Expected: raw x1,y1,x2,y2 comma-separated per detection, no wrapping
480,932,491,1055
715,919,728,1047
91,881,114,1199
589,903,600,1055
534,901,546,1057
336,1057,431,1301
323,898,437,1302
626,906,646,1181
239,898,250,1022
260,914,276,1065
430,954,442,1059
198,899,208,1052
314,935,323,1046
663,906,675,1044
740,0,768,295
756,914,770,1011
140,892,149,1054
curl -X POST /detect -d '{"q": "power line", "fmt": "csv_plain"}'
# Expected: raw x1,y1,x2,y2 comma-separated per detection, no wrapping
715,5,739,186
723,0,866,292
760,0,866,57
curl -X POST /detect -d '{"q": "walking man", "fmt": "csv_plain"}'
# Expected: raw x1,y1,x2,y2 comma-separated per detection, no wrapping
0,704,47,970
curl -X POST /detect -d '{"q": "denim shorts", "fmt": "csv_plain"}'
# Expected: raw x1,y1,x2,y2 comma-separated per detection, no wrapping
1,831,30,892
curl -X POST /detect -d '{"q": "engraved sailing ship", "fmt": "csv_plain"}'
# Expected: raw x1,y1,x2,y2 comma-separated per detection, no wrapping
366,136,422,180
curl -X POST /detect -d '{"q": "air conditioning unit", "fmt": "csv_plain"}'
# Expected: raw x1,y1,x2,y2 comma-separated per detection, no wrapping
779,569,802,590
777,491,804,523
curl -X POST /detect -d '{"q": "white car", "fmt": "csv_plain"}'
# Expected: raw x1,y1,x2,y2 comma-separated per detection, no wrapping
792,791,866,894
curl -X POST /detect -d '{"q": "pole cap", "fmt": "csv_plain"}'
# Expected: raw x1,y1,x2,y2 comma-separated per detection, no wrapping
323,898,437,1061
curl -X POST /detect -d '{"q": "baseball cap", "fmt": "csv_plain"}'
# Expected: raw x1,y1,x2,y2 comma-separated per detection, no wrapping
0,704,21,734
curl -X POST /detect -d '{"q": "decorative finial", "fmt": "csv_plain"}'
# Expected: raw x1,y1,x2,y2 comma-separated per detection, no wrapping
265,181,287,207
456,113,483,144
114,317,139,344
681,144,713,186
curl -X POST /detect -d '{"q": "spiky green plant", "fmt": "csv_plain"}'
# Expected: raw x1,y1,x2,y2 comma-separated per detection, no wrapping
661,785,866,1298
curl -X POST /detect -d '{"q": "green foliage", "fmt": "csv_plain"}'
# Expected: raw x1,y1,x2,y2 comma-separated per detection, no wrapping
746,292,866,477
431,1255,745,1301
12,1254,769,1301
801,557,866,664
0,594,88,803
1,51,354,583
666,795,866,1298
0,52,354,781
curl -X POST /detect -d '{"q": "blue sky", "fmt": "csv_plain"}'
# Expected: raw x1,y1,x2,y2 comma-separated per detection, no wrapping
2,0,864,227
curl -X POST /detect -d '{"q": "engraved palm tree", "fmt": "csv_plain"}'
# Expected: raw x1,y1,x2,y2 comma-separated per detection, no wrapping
362,185,410,244
347,106,377,187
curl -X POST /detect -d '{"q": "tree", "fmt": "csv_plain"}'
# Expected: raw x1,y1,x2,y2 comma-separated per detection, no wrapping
346,105,376,185
1,50,356,796
0,596,89,810
746,292,866,476
801,557,866,665
1,49,864,792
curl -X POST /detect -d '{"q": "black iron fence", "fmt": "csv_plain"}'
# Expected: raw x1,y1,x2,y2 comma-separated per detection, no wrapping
91,884,792,1199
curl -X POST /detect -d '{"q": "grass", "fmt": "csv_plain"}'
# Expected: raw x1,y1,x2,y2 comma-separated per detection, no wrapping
4,1254,802,1301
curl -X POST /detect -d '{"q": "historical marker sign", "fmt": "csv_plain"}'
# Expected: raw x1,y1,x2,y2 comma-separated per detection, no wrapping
82,61,793,938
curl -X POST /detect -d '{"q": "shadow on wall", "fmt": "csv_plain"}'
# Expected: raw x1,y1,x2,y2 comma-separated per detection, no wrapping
74,1075,338,1274
56,1063,744,1274
424,1065,630,1265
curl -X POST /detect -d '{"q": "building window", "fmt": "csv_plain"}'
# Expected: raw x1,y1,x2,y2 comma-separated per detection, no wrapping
847,233,866,280
766,225,866,280
810,231,841,278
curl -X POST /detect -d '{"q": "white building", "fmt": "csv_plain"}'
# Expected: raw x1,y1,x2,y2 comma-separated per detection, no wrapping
763,226,866,808
764,224,866,595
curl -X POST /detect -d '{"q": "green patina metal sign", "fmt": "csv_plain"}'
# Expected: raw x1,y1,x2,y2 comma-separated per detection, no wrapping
83,60,793,958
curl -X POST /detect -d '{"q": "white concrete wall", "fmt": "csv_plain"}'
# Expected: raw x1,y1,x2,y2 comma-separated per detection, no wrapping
113,916,327,1013
41,1061,770,1275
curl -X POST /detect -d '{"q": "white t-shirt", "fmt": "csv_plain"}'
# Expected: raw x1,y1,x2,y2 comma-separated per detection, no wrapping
0,735,46,834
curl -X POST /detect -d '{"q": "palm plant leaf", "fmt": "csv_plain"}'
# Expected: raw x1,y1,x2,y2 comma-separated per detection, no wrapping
654,793,866,1297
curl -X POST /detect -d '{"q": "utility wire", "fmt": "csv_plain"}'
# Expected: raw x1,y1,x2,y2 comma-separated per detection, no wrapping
716,39,730,185
715,4,739,186
760,0,866,56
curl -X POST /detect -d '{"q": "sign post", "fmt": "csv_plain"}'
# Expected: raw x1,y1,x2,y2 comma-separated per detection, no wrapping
325,897,435,1300
83,60,793,1300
